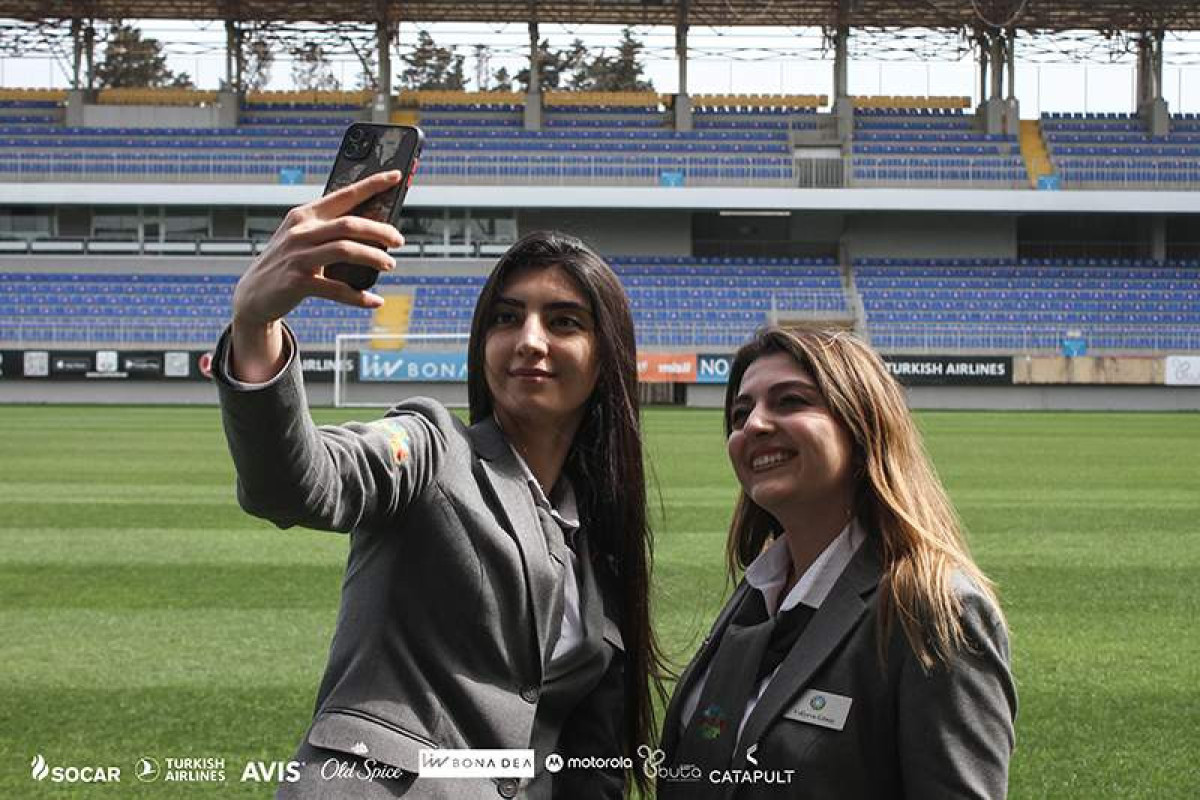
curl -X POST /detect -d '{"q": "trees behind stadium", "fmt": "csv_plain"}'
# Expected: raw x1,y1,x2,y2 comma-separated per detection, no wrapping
90,20,653,93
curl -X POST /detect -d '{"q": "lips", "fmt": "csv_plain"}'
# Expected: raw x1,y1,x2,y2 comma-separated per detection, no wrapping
510,367,554,379
749,449,796,472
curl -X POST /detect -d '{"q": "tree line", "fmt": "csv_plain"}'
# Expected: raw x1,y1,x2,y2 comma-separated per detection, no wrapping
90,22,653,93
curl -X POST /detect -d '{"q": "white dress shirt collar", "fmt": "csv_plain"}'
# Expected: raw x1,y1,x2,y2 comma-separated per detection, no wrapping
744,517,866,616
505,440,580,533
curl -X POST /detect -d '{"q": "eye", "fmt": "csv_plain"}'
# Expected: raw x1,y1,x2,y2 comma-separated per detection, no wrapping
778,394,809,408
550,314,583,331
491,309,518,326
729,407,749,429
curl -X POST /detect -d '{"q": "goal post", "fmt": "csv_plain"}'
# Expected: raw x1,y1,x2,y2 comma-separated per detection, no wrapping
334,332,471,408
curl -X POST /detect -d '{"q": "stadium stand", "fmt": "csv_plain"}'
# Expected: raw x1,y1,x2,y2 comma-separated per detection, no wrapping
0,90,801,186
1043,112,1200,189
12,257,1198,355
850,106,1028,188
0,258,847,350
95,88,218,106
857,257,1200,351
851,95,971,110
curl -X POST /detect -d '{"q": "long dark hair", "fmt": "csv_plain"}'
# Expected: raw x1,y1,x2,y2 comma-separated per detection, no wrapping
467,230,665,787
722,326,1004,670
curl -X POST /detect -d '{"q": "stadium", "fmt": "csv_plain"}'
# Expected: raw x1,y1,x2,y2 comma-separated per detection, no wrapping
1,1,1198,798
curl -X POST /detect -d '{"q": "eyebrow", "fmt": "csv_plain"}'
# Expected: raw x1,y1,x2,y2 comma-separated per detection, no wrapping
494,296,593,315
733,379,819,404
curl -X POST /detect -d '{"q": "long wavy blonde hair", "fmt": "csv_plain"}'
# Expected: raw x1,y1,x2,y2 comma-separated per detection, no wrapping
723,326,1004,670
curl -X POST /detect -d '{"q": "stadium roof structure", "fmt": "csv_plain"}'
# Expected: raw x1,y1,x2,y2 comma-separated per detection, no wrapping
3,0,1200,31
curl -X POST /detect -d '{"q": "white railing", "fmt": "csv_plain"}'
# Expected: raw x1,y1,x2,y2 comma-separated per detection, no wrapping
867,323,1200,354
1053,158,1200,190
0,237,514,259
0,152,801,187
850,159,1028,190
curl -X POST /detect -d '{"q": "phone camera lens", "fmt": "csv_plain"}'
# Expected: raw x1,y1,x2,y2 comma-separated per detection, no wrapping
343,127,375,161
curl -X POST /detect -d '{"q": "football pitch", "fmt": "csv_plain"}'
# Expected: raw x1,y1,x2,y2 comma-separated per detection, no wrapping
1,405,1197,798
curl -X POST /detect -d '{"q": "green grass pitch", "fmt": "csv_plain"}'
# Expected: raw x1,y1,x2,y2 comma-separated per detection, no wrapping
1,405,1198,798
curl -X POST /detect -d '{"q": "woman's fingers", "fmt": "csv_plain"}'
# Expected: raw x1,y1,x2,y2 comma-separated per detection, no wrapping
298,240,396,276
306,274,385,309
312,171,403,220
294,215,405,250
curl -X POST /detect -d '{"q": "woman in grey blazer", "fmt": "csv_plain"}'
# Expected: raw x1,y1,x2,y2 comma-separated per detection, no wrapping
658,326,1016,799
214,172,664,798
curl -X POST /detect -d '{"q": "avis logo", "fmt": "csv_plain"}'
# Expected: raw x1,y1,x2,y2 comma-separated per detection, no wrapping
30,753,121,783
241,760,302,783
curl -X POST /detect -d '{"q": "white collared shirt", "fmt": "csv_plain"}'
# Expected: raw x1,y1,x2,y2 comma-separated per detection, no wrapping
680,518,866,739
507,444,585,665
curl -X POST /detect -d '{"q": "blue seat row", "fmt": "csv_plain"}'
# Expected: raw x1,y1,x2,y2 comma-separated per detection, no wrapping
423,127,784,142
857,132,1017,143
853,143,1014,156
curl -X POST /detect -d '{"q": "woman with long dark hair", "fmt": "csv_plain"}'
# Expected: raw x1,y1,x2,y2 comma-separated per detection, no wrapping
214,171,664,798
658,326,1016,799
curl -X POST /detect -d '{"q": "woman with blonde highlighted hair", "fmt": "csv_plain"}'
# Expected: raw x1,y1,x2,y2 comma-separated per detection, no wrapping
659,326,1016,799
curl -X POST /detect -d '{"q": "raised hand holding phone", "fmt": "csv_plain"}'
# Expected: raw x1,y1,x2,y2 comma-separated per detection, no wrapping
228,170,406,382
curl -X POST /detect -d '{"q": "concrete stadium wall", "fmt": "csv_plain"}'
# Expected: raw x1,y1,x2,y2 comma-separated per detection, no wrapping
1015,355,1164,384
790,212,845,245
516,210,692,256
82,105,223,129
843,212,1017,260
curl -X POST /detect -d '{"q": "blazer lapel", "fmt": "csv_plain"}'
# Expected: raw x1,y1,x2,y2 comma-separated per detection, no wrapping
736,540,884,752
662,581,754,758
467,417,562,676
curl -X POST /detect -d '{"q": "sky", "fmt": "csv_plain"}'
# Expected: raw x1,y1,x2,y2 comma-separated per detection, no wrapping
2,20,1200,116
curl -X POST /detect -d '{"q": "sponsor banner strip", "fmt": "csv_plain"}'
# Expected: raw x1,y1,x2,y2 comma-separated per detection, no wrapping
418,749,535,778
637,352,697,384
1165,355,1200,386
359,352,468,383
881,355,1013,386
0,349,356,383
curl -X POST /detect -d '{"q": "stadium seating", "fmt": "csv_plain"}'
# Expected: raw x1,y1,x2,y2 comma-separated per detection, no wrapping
0,91,798,186
857,257,1200,351
850,106,1027,187
1042,113,1200,189
95,88,218,106
851,95,971,110
0,258,845,350
4,257,1196,353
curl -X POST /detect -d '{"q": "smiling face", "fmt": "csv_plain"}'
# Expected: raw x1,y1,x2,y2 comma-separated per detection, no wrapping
483,264,600,434
726,351,858,524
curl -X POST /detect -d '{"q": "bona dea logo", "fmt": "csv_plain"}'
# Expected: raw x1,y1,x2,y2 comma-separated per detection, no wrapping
31,753,121,784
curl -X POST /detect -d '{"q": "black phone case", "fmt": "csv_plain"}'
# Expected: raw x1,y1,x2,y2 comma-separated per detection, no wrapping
322,123,424,291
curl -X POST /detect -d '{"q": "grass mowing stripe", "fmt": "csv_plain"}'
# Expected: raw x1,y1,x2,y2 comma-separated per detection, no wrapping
1,609,334,689
0,502,260,529
3,563,344,610
0,528,349,566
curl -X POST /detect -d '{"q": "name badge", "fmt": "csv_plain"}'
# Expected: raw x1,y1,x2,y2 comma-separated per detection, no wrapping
784,690,853,731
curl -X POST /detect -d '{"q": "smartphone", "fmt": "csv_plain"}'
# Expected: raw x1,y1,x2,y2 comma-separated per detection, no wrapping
322,123,424,290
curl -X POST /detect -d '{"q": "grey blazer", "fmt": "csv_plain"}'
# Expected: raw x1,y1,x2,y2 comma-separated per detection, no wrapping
659,540,1017,800
213,330,626,799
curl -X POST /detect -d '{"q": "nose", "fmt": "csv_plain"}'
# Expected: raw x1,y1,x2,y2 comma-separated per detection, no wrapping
742,403,773,436
515,314,549,358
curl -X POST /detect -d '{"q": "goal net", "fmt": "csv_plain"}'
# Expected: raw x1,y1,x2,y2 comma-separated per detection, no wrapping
334,332,471,408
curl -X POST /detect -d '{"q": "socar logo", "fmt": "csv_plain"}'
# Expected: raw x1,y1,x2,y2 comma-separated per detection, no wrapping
31,754,49,781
